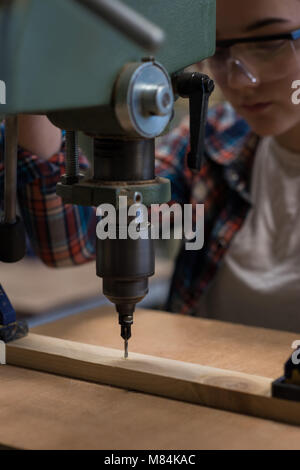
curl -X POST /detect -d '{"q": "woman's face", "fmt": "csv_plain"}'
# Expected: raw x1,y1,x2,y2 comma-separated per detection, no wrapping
213,0,300,137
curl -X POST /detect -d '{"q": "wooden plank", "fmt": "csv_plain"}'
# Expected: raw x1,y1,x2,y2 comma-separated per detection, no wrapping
33,306,296,379
6,333,300,427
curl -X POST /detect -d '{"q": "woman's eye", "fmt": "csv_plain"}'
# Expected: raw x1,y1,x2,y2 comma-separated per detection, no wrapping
254,40,286,52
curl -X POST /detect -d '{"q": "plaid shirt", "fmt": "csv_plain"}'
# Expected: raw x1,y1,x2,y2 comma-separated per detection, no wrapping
155,102,259,314
0,103,260,314
0,123,97,267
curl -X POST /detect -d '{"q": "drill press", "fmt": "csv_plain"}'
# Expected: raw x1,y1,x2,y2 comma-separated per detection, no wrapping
55,62,215,358
56,58,176,357
0,0,216,354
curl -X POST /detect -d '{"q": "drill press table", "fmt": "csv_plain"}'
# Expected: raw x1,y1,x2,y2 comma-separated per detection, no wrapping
1,307,300,450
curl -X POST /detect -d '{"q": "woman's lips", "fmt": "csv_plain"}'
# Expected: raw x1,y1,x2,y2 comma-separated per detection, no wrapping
240,102,273,113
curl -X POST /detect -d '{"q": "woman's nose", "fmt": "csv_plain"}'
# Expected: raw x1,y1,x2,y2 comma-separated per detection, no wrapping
227,58,260,90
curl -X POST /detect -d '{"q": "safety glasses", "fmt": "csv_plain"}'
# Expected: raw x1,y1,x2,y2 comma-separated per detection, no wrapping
208,27,300,84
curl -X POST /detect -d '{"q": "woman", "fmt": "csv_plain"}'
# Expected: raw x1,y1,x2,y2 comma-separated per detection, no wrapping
156,0,300,331
19,0,300,331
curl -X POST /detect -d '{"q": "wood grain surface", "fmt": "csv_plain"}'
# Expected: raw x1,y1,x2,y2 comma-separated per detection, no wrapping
1,307,300,449
6,332,300,427
33,306,297,379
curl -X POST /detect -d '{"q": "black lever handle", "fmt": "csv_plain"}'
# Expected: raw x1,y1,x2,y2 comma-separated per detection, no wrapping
173,72,214,172
0,115,26,263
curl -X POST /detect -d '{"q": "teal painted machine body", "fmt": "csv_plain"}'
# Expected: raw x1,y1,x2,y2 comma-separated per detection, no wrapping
0,0,216,126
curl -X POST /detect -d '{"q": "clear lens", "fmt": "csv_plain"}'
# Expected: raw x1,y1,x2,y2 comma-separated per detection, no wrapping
208,38,300,84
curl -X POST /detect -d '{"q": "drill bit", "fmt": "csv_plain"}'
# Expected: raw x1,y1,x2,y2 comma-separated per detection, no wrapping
121,324,131,359
117,303,134,359
124,338,128,359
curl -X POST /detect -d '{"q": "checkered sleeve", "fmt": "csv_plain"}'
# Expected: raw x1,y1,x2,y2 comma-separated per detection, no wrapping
0,126,97,267
155,117,192,205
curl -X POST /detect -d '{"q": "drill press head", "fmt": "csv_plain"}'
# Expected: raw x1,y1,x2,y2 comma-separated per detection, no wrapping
59,61,174,357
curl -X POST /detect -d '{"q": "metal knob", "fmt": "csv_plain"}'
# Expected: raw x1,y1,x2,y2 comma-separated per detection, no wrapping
141,85,173,117
115,61,174,138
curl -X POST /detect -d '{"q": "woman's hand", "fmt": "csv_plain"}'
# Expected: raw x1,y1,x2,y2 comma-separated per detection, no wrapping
17,114,62,160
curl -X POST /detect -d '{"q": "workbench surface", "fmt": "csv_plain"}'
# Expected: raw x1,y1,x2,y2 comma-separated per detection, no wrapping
1,307,300,450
